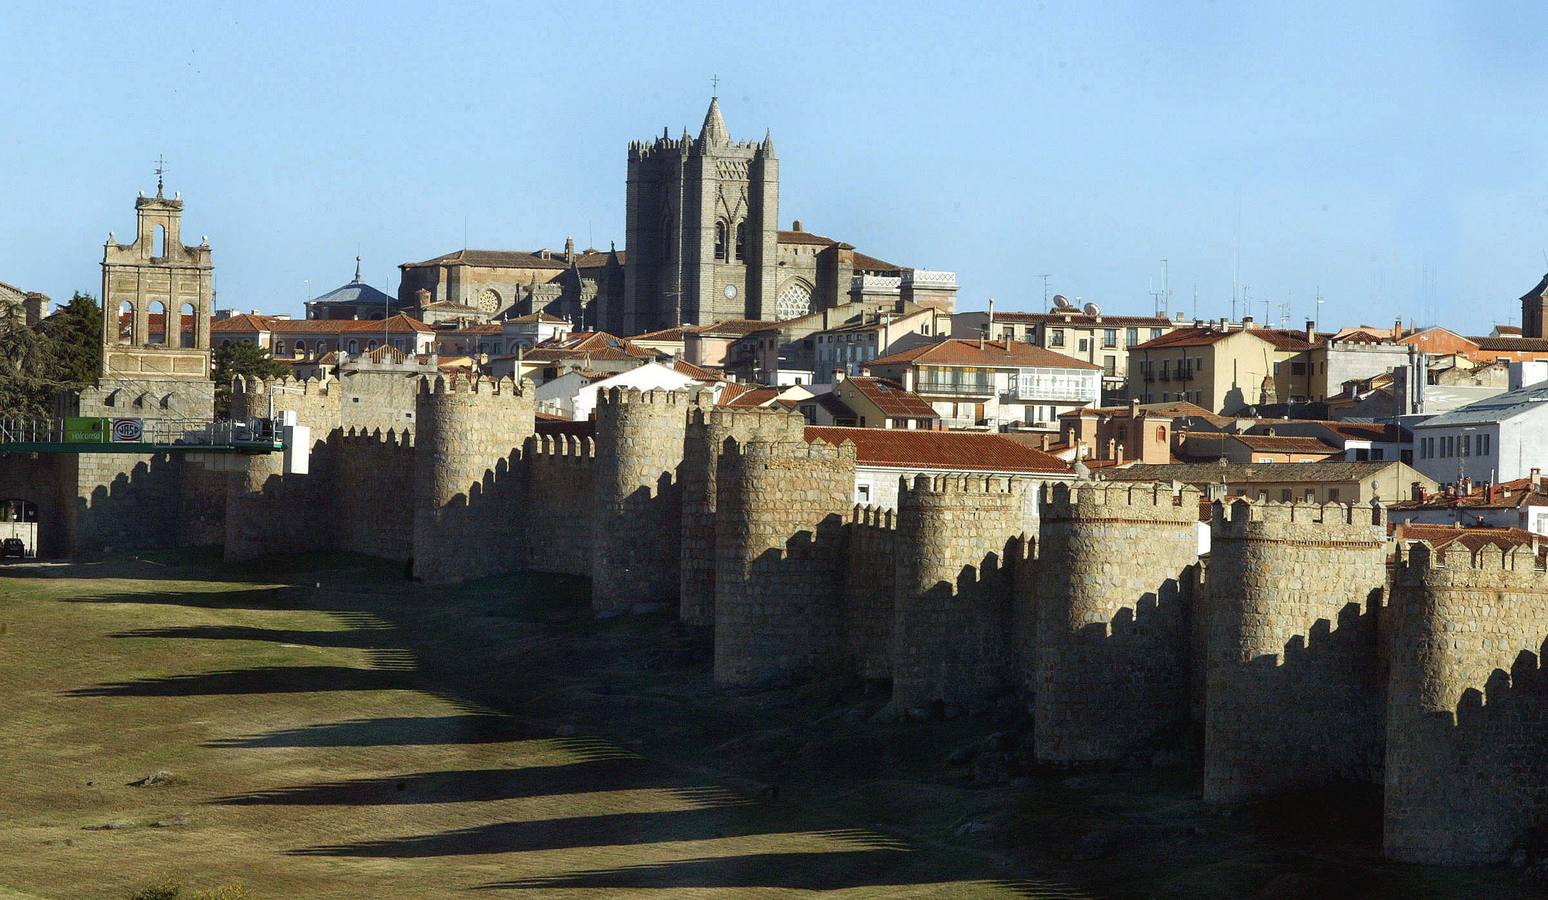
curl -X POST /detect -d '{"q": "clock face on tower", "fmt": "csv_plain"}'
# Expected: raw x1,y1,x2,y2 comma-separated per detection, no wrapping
723,283,738,300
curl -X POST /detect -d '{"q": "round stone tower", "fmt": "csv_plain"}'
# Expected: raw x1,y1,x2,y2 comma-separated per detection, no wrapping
893,474,1030,712
412,374,534,583
1203,498,1387,804
591,387,693,612
1385,541,1548,865
713,436,856,685
680,405,807,625
1034,481,1200,764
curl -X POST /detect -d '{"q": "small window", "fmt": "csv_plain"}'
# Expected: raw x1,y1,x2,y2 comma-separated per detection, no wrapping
714,221,729,261
1328,488,1341,501
856,484,871,504
1051,329,1065,348
1305,489,1316,501
1078,338,1090,352
734,221,746,261
1280,489,1293,502
1151,328,1163,339
1103,328,1117,348
1126,327,1139,346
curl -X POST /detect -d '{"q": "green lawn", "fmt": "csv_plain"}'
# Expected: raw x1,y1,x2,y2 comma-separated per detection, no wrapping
0,551,1530,898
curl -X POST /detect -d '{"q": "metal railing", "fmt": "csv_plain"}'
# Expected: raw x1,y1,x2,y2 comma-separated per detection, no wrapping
915,378,995,397
0,417,281,451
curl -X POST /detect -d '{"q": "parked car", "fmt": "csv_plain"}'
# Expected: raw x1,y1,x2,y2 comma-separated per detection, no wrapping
1,537,26,559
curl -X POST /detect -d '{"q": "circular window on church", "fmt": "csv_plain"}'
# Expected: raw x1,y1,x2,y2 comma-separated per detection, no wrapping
776,281,812,321
477,288,501,314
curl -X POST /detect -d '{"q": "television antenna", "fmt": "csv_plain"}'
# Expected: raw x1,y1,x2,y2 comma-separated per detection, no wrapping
1035,274,1052,308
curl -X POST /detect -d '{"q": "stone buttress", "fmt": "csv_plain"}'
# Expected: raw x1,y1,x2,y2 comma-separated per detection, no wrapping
591,387,692,612
1384,541,1548,865
1203,498,1388,804
411,374,534,583
713,436,856,685
893,474,1030,711
679,405,807,625
1034,482,1200,764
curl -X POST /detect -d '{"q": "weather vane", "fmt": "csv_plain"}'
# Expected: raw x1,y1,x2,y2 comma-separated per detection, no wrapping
154,154,167,196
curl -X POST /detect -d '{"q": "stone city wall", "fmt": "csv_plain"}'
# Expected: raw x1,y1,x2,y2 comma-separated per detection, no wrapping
332,427,415,561
591,388,692,612
892,474,1030,712
680,405,806,625
843,503,897,681
713,436,856,685
1203,499,1389,804
1385,542,1548,865
1034,481,1201,765
522,434,597,577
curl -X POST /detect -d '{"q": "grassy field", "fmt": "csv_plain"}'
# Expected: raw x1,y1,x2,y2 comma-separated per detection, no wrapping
0,550,1532,898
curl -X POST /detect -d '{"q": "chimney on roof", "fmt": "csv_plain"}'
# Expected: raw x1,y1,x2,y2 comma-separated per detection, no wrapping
1393,317,1403,340
1462,476,1474,496
1041,433,1051,451
832,367,845,384
1411,481,1423,501
1128,398,1139,419
1305,319,1316,343
901,366,914,391
415,287,431,307
1243,315,1255,329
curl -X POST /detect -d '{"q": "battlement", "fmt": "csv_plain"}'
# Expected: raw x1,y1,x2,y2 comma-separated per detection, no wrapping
524,433,597,460
722,436,857,470
418,373,526,396
692,404,806,434
850,504,895,530
231,374,338,397
903,473,1025,497
1041,481,1198,522
597,386,701,408
341,425,413,448
1214,497,1384,529
1394,540,1548,578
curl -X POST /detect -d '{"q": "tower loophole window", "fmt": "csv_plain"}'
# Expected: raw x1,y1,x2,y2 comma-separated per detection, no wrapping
734,221,746,261
714,221,728,261
660,210,673,261
153,224,166,258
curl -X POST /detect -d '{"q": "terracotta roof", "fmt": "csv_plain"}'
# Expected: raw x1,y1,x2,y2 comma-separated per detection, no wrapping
869,338,1102,370
718,385,783,408
1494,325,1523,336
984,311,1173,327
630,325,696,342
403,248,572,269
805,426,1073,474
573,250,624,268
521,331,655,363
211,313,434,335
1133,327,1315,351
504,312,569,324
1471,336,1548,352
442,323,504,335
1389,477,1548,512
1064,399,1227,424
1105,460,1406,484
671,359,726,382
777,229,847,247
1228,434,1340,455
1391,523,1539,554
852,251,901,272
693,319,780,338
843,376,938,419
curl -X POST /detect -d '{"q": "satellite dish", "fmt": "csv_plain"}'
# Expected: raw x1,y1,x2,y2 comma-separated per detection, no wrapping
1083,302,1102,317
1052,294,1072,310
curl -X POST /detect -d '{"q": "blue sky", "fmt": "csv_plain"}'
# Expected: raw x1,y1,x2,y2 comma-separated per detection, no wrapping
3,1,1546,332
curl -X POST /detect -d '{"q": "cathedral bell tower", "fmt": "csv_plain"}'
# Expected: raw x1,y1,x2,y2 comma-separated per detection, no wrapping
618,97,779,334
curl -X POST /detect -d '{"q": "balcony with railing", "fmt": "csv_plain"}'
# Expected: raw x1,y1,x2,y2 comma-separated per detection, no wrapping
915,376,994,397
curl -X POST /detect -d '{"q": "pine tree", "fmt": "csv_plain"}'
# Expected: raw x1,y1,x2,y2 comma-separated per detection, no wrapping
212,341,289,417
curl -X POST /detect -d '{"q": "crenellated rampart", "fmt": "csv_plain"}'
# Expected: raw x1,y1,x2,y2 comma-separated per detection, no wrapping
1204,498,1389,803
1384,542,1548,865
18,371,1548,869
893,475,1031,712
1034,482,1201,765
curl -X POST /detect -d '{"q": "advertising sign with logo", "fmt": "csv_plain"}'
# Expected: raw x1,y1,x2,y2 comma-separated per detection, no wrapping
63,417,107,443
110,418,145,443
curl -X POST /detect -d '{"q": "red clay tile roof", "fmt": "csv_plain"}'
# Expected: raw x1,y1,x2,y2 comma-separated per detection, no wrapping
672,359,726,382
718,385,783,408
1229,434,1340,455
843,376,938,419
1389,478,1548,511
631,325,696,342
1391,523,1539,554
692,319,781,338
777,229,847,247
1471,336,1548,352
522,331,655,363
209,313,270,332
805,426,1073,474
211,313,434,335
404,248,572,269
1494,324,1523,336
1133,327,1315,351
986,311,1174,327
442,323,504,335
869,338,1101,369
